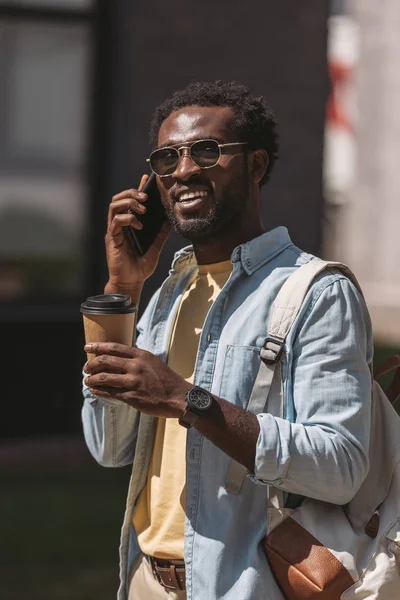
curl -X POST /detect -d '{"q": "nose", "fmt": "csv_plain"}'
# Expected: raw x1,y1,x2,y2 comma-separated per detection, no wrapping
171,147,202,182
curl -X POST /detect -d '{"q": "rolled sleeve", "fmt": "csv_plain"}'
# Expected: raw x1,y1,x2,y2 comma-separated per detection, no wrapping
82,375,140,467
253,275,373,505
253,413,292,486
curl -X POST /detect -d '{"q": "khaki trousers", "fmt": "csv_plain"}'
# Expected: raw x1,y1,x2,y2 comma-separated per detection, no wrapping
128,554,187,600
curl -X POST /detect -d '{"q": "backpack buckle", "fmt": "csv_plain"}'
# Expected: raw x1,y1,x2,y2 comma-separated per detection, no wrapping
261,336,284,363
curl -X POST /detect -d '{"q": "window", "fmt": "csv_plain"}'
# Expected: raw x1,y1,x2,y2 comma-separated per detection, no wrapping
0,2,92,304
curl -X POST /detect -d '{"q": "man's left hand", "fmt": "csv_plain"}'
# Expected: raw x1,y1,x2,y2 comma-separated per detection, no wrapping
83,343,190,418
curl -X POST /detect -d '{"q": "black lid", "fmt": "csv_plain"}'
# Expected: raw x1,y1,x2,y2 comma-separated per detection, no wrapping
80,293,136,315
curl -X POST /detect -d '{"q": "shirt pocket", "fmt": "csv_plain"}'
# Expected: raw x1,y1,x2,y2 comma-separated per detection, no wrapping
218,344,261,410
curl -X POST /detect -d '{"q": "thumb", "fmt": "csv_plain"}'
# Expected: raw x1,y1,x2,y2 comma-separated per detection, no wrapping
138,173,149,192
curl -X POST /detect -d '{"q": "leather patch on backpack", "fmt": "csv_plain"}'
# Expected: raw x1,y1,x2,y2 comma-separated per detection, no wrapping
264,517,355,599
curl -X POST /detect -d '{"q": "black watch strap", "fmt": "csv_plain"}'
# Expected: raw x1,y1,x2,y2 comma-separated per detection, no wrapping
178,409,199,430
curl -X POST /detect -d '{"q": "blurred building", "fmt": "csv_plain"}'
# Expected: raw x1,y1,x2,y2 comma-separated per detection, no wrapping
0,0,330,439
0,0,103,438
0,0,92,305
323,0,400,346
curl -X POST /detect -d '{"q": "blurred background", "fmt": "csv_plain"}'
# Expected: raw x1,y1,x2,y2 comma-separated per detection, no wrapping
0,0,399,598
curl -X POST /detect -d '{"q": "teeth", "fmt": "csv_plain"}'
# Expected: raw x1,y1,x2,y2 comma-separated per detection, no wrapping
179,190,208,202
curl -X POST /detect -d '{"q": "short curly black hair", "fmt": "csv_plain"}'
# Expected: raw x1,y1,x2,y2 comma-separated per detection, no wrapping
149,80,279,186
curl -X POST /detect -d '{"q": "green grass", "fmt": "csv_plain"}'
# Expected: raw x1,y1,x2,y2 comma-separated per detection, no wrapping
0,462,131,600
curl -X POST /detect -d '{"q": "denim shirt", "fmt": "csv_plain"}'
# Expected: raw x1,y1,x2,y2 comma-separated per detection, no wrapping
81,226,373,600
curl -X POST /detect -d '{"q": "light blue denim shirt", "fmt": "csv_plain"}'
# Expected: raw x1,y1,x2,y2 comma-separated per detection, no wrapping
81,226,373,600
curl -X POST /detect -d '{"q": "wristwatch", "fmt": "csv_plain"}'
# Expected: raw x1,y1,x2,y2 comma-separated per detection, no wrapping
178,386,213,429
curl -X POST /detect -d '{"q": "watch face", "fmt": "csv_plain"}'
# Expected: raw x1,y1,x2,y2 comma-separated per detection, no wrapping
187,387,212,411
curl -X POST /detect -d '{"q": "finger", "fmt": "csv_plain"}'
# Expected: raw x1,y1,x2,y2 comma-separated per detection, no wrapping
111,189,148,203
84,372,135,389
105,227,125,250
84,342,139,358
128,199,147,215
109,213,143,238
108,194,147,230
110,198,147,217
138,174,149,192
83,354,128,375
87,387,138,405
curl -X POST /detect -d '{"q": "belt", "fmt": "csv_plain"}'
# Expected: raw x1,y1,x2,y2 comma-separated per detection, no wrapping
146,554,186,591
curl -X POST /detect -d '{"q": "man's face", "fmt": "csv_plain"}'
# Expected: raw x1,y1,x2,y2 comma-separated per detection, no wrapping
156,106,251,243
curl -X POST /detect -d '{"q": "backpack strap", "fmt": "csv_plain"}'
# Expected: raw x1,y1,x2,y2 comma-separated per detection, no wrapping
374,355,400,405
268,260,362,342
224,259,360,495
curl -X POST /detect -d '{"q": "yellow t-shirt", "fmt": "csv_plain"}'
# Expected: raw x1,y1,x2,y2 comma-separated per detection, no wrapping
132,259,233,558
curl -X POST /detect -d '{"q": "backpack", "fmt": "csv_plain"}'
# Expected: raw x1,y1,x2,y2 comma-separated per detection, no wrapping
225,259,400,599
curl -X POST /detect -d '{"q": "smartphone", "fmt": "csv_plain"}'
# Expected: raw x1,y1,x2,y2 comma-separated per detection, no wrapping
126,172,166,255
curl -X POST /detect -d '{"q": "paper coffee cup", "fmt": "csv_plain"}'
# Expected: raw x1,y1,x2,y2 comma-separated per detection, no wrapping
80,294,136,362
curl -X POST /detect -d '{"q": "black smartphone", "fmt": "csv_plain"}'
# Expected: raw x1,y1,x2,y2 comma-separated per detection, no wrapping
126,172,166,255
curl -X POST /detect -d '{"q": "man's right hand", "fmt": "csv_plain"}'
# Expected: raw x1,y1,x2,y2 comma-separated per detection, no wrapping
104,174,171,299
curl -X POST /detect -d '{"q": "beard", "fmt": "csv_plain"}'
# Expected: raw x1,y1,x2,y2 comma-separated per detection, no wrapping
164,168,250,244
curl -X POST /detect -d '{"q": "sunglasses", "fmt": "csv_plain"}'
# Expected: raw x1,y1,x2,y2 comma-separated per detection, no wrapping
146,138,248,177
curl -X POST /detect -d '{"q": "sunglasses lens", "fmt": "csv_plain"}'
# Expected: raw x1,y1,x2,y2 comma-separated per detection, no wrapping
149,140,220,176
191,140,220,167
150,147,179,176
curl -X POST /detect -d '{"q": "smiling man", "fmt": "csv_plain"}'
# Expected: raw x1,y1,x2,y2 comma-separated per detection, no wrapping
81,81,372,600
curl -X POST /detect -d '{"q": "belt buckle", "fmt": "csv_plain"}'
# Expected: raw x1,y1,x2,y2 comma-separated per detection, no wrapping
150,556,184,591
149,557,174,591
149,556,164,587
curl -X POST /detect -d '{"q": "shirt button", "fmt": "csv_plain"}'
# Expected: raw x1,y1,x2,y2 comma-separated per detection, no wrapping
207,333,211,342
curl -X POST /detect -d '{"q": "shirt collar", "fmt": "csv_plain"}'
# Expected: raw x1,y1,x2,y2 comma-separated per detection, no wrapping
171,226,293,274
231,226,293,274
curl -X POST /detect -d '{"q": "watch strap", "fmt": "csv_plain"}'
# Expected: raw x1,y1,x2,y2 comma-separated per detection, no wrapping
178,408,199,429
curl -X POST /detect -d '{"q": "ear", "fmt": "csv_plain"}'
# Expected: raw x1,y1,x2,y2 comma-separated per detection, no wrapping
248,149,269,184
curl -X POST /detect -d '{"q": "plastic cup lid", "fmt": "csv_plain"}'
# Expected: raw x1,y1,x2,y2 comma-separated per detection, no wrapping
80,293,136,315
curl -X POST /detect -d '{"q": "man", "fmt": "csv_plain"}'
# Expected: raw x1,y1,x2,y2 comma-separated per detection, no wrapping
82,80,372,600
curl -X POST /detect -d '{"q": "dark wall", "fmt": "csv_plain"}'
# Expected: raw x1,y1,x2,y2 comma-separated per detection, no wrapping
1,322,86,438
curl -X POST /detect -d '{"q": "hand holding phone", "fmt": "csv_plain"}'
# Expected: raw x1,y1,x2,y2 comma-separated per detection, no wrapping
105,174,170,297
